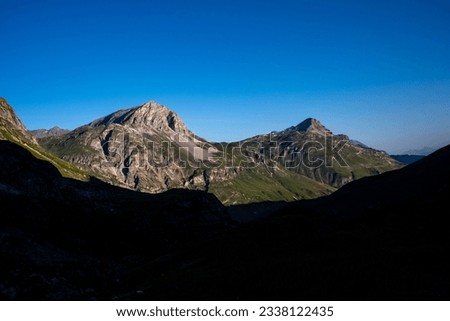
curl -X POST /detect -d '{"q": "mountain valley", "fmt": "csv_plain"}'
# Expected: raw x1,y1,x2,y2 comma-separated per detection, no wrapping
1,96,448,300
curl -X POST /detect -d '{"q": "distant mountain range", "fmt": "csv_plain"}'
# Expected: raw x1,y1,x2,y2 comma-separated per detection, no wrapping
30,126,70,138
403,146,439,156
389,144,449,165
1,95,449,300
29,99,401,204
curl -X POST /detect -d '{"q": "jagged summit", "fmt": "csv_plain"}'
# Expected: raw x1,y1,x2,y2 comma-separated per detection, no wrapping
88,101,191,136
285,117,331,135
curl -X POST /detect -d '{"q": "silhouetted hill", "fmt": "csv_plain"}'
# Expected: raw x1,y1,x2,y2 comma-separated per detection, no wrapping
0,140,230,299
312,144,450,216
1,139,449,300
111,144,450,300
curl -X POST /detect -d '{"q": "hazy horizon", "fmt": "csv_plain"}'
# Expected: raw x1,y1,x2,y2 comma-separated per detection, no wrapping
1,0,449,154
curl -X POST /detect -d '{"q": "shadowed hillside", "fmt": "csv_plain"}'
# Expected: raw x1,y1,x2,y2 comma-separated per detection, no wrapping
0,140,230,299
112,144,450,300
1,139,449,299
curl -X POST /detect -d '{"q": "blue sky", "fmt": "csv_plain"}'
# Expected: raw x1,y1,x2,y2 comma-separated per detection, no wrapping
1,0,449,153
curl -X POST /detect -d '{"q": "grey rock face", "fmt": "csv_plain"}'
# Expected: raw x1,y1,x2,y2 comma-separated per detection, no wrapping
39,101,212,192
89,101,193,137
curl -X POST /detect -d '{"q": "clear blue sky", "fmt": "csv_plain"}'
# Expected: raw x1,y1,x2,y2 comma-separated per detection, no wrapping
1,0,449,153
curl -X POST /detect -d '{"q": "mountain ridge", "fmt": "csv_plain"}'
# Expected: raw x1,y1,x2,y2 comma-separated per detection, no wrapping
30,126,70,138
37,100,401,203
238,113,401,189
3,98,401,204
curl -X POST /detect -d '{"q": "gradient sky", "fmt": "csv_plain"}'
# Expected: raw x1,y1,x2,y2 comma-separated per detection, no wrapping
1,0,449,153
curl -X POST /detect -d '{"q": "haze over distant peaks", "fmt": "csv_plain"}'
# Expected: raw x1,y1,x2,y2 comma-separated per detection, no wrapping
403,146,438,156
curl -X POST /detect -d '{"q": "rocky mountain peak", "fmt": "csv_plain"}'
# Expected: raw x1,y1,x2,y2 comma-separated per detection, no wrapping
89,101,191,137
139,100,166,111
288,118,331,135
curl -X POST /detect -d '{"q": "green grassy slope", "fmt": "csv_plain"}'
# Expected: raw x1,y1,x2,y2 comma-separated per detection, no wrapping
210,167,335,205
332,144,401,178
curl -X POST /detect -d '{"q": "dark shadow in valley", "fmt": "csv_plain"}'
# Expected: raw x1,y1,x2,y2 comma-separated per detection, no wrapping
1,140,449,300
0,141,231,299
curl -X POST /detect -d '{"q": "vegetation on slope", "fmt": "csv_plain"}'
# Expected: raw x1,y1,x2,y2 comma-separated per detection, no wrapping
209,167,335,205
0,128,89,181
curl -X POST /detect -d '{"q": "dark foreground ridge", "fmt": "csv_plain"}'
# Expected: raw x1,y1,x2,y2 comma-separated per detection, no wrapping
0,140,230,299
0,139,449,300
122,144,450,300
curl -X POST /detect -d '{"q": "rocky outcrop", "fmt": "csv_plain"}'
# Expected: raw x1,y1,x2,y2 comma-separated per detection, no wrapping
0,97,37,145
89,101,193,138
